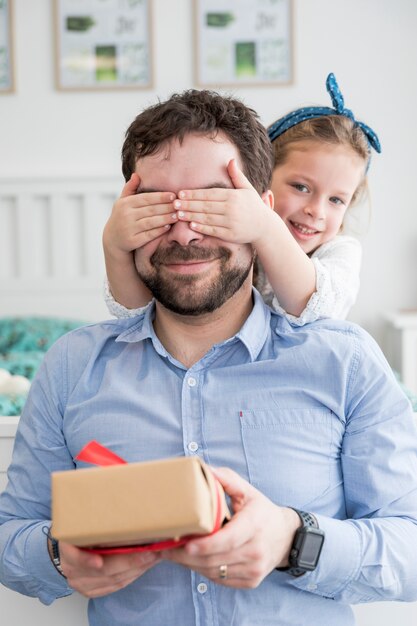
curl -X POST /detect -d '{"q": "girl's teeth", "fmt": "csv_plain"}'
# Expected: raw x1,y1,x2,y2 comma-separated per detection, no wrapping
293,222,315,235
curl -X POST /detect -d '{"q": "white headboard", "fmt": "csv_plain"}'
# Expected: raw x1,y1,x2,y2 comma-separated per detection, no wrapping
0,177,121,321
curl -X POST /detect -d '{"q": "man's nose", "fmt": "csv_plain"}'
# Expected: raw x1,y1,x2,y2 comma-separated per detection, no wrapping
166,220,204,246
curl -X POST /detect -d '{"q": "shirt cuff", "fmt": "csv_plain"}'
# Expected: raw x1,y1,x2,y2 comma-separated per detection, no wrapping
25,523,72,604
288,515,361,598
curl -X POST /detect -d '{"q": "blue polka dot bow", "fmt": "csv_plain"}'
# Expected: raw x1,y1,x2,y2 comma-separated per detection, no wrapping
267,73,381,155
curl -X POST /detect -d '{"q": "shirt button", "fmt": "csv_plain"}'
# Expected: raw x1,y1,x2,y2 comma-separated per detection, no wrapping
187,377,197,387
307,583,317,591
197,582,208,594
188,441,199,452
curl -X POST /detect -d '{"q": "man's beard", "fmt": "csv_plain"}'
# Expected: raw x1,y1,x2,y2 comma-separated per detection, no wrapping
137,243,254,315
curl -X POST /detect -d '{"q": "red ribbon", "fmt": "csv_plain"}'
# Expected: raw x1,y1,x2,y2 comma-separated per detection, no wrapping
75,440,224,555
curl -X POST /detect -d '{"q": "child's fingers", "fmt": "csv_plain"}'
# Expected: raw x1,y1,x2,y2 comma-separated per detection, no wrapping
132,224,173,247
175,204,244,242
188,222,233,239
127,213,179,248
120,173,141,198
136,212,178,232
174,199,231,217
126,194,176,211
227,159,253,190
184,209,259,244
178,212,236,242
176,189,233,203
118,201,177,227
177,210,227,226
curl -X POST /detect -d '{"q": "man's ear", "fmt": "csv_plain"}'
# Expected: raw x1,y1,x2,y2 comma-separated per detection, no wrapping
261,189,274,210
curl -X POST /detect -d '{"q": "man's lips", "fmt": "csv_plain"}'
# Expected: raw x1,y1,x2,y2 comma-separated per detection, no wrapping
163,259,218,275
151,244,231,272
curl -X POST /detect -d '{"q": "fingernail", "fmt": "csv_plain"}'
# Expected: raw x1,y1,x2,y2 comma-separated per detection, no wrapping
171,213,177,219
178,211,185,218
174,200,181,209
179,191,186,199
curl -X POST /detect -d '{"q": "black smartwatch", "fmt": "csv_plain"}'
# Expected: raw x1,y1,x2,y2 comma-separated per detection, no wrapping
277,509,325,577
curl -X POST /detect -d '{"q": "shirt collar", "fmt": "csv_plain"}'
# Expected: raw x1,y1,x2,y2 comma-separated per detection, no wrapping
115,302,157,344
116,289,271,362
233,288,271,361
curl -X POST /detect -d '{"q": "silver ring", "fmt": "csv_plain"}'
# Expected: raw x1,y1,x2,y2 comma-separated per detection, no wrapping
219,564,228,579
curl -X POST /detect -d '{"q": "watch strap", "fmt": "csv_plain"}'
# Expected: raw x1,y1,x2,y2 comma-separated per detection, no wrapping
277,508,321,578
43,526,66,578
292,509,319,529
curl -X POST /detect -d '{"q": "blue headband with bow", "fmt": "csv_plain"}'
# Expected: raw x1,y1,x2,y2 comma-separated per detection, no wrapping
267,73,381,155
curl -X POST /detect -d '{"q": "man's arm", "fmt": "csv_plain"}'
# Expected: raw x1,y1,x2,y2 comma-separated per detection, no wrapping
287,332,417,602
0,334,159,603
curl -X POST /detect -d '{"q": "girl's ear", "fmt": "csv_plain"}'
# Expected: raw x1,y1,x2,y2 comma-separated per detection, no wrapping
261,189,274,210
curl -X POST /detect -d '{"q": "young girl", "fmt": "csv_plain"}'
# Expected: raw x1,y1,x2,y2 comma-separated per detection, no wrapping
103,73,381,324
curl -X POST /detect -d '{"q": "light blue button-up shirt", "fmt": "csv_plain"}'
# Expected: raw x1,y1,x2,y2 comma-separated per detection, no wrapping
1,290,417,626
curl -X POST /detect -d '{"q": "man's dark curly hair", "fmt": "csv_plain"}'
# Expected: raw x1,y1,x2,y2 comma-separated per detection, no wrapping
121,89,273,195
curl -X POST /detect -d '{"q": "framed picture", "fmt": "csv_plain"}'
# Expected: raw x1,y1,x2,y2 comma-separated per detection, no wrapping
194,0,293,87
0,0,14,93
53,0,153,91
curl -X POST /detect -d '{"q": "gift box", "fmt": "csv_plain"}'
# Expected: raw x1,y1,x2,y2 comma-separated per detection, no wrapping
51,441,230,551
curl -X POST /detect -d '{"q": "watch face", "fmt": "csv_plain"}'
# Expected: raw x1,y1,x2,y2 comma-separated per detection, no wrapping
297,529,325,569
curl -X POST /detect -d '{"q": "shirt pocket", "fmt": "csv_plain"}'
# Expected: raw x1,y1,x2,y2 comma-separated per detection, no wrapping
240,408,335,509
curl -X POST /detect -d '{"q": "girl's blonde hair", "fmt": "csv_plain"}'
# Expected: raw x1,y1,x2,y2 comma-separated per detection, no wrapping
271,115,370,206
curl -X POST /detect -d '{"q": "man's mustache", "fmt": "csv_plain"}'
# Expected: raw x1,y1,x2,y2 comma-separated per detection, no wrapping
150,243,231,266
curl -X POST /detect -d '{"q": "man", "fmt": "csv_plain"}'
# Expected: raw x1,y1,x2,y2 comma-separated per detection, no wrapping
1,90,417,626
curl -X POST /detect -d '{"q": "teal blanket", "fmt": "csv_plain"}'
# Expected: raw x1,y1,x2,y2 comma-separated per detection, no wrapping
0,317,86,416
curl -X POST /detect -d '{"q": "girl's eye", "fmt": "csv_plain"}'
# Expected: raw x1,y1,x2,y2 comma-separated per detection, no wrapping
329,196,345,206
292,183,309,193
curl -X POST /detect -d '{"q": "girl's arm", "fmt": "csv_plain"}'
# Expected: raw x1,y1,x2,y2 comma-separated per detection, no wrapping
271,236,362,324
103,269,151,319
252,209,317,317
103,240,152,314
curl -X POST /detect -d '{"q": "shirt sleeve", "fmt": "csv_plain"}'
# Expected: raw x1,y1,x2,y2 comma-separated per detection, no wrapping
0,339,74,604
288,330,417,602
271,236,362,325
103,277,152,319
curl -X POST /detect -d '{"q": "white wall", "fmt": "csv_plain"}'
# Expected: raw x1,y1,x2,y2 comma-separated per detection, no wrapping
1,2,417,623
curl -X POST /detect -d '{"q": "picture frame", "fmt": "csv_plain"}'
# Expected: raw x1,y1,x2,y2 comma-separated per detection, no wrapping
0,0,14,93
53,0,153,91
193,0,293,87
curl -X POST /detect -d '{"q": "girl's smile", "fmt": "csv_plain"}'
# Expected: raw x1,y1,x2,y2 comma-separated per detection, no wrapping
271,141,365,254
